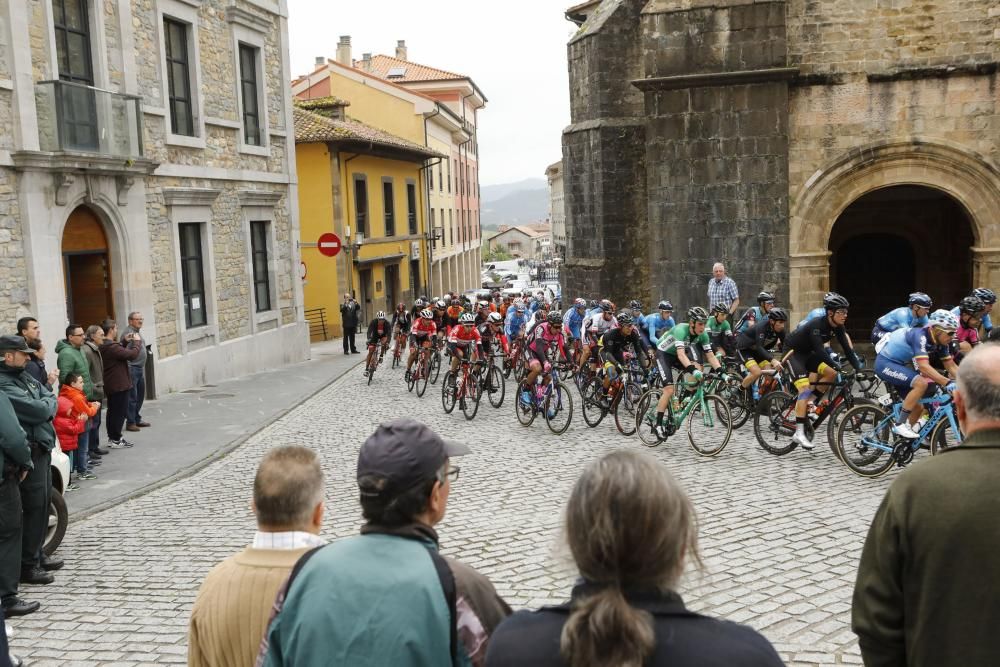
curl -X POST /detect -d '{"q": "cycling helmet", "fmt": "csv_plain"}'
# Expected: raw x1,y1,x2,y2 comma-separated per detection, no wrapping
928,309,959,332
768,307,788,321
757,291,775,304
375,311,387,320
687,307,709,323
972,287,997,305
629,300,642,310
477,300,489,310
616,312,634,326
515,304,526,313
547,311,563,325
487,312,503,324
459,312,475,325
414,298,426,308
908,292,932,308
420,308,433,319
823,292,850,310
522,288,532,297
435,299,446,309
451,298,461,306
711,304,728,316
419,295,428,303
574,297,587,308
657,300,674,312
600,302,613,313
588,300,598,309
959,295,985,315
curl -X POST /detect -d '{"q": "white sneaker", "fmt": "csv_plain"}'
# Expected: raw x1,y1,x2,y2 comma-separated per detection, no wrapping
792,430,814,451
892,422,920,439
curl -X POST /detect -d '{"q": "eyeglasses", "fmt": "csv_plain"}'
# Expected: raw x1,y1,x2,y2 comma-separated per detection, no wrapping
441,466,460,483
834,309,849,315
70,332,84,338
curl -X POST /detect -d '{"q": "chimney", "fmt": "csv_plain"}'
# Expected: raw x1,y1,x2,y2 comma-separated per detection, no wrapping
395,40,407,61
361,53,372,72
335,36,352,66
314,56,326,67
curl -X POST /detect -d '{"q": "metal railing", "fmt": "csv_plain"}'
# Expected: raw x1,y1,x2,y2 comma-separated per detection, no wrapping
304,308,329,341
35,80,144,158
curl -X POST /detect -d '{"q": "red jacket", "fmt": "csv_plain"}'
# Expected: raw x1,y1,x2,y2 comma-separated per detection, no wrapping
55,385,96,452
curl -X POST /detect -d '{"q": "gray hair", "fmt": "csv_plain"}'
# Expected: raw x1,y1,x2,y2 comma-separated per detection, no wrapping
85,325,103,341
253,446,325,528
957,344,1000,421
712,262,725,272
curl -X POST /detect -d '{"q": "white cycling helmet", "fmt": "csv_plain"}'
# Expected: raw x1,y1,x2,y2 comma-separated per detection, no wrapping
420,308,434,319
487,312,502,324
928,309,959,332
459,312,476,324
375,311,387,320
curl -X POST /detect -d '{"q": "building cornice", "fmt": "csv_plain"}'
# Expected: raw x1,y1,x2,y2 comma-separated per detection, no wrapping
225,5,271,32
9,150,159,175
631,67,800,92
163,187,222,207
238,189,284,207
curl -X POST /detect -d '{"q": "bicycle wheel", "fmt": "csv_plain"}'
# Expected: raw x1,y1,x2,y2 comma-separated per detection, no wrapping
513,354,527,383
367,358,376,386
580,378,607,428
514,383,536,426
391,345,401,369
441,372,457,414
825,397,874,460
544,382,573,434
835,404,895,478
462,371,482,420
486,365,505,408
718,378,751,430
406,364,416,392
753,391,798,456
635,388,665,447
613,381,643,436
929,415,963,455
430,353,442,384
687,394,732,456
415,357,429,397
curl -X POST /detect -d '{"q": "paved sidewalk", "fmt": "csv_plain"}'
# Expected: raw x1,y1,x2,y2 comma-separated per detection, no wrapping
66,338,362,518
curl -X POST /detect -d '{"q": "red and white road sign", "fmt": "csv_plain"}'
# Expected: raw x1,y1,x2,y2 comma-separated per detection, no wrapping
317,232,342,257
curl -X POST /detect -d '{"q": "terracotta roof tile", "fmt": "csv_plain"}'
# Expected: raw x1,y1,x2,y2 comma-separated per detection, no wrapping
358,54,467,82
293,107,443,159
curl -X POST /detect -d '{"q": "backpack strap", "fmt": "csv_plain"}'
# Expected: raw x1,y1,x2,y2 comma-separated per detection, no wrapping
254,544,326,667
427,549,460,667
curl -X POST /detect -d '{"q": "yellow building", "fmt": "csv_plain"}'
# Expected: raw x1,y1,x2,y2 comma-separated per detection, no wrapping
294,100,442,338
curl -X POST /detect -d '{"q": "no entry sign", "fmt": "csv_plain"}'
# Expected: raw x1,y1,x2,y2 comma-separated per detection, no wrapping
317,232,342,257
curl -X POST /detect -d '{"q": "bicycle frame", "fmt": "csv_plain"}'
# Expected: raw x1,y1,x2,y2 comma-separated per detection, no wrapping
865,393,962,453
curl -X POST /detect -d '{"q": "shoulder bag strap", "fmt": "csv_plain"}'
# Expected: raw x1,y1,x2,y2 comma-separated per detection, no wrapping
427,549,459,667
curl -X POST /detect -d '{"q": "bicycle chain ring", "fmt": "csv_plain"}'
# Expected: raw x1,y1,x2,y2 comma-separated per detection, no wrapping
892,440,915,466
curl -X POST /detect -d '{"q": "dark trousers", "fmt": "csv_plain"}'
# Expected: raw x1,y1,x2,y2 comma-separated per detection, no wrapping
0,605,10,667
19,447,49,570
343,327,358,353
127,365,145,425
106,390,129,442
0,477,22,603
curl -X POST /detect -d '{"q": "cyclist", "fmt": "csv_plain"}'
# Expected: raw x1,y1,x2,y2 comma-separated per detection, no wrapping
951,287,995,336
431,299,447,343
650,307,722,436
408,297,426,323
735,307,787,391
562,298,588,344
870,292,932,344
580,301,617,372
736,292,776,334
391,302,412,348
477,311,504,362
444,298,464,334
955,295,986,358
526,300,550,338
499,293,513,319
447,312,484,382
598,312,653,400
504,302,530,343
363,311,391,376
783,292,862,450
873,309,959,439
707,304,735,359
474,300,491,327
405,308,438,381
520,310,569,407
644,300,675,348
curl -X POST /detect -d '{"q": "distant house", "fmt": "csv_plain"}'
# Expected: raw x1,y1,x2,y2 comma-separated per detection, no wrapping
488,224,550,261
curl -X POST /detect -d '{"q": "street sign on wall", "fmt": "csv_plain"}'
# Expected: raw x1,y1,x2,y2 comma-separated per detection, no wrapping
318,233,342,257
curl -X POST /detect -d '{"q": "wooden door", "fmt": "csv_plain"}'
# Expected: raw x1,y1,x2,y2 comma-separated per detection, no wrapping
62,206,114,326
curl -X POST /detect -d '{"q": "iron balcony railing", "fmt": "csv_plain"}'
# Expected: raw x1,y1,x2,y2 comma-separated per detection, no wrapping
35,80,144,158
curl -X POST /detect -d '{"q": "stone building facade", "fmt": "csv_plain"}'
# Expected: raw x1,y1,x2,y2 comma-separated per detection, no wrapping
545,160,566,259
562,0,1000,331
0,0,307,393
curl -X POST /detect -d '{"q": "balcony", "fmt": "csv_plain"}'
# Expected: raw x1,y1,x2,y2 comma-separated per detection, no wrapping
35,80,144,158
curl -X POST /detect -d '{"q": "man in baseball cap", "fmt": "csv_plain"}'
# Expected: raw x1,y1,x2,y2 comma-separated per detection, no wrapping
261,419,509,666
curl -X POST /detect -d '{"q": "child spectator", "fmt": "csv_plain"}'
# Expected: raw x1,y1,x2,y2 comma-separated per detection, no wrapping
55,372,99,484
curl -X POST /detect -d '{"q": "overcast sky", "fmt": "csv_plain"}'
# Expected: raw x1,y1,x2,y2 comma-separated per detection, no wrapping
286,0,575,186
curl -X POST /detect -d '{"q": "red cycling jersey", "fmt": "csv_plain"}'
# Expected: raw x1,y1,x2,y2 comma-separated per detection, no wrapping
448,325,483,347
411,318,437,337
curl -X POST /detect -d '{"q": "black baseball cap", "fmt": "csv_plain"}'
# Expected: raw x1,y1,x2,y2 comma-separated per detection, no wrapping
357,418,470,501
0,335,32,353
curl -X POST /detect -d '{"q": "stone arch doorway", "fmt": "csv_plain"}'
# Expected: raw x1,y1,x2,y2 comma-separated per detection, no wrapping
62,205,116,327
827,186,974,340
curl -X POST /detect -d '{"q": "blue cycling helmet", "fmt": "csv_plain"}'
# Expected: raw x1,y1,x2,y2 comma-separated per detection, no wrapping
908,292,932,308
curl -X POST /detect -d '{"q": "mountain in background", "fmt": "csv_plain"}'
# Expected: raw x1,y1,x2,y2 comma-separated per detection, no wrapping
480,178,549,229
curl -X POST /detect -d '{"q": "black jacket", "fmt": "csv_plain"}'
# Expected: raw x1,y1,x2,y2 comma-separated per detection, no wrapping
340,301,361,329
485,583,784,667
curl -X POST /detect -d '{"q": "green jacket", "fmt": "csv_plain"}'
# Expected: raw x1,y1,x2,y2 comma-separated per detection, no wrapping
263,531,462,667
55,338,93,399
0,392,30,472
852,427,1000,666
0,362,57,451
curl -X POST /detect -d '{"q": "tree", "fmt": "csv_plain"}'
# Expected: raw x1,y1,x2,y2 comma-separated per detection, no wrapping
482,244,512,263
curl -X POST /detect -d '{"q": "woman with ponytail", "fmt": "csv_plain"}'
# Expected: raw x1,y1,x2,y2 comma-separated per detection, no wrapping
485,450,784,667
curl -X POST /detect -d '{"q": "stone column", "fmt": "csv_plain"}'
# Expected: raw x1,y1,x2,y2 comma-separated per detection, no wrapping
789,251,831,323
972,246,1000,291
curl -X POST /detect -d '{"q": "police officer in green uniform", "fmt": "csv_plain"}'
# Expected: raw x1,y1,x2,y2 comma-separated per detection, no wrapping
0,335,60,600
0,336,42,618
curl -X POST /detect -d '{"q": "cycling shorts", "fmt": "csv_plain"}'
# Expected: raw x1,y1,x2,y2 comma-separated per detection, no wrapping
409,332,433,346
448,342,474,356
737,348,772,368
367,335,388,348
787,350,832,384
870,325,890,346
654,350,686,385
585,331,600,348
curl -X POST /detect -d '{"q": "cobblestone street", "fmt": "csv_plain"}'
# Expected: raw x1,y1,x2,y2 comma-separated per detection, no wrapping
10,361,894,666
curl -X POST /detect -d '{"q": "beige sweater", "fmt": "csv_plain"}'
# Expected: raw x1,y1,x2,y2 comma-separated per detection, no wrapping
188,546,310,667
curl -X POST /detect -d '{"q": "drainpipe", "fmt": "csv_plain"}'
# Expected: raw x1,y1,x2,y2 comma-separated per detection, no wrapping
422,106,441,295
341,150,360,300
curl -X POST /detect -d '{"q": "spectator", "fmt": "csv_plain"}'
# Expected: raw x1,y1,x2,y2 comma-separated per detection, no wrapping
486,450,783,667
15,318,38,346
55,372,99,482
853,342,1000,666
55,324,94,472
340,293,362,354
122,311,150,432
189,446,325,667
0,335,60,593
24,340,56,392
0,375,35,619
99,319,140,449
260,418,510,666
82,325,107,461
707,262,740,316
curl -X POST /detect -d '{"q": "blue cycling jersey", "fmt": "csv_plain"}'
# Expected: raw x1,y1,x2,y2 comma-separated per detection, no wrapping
877,327,951,366
644,313,676,346
562,307,586,339
950,306,993,332
875,306,929,332
796,307,826,329
528,301,540,315
504,311,528,338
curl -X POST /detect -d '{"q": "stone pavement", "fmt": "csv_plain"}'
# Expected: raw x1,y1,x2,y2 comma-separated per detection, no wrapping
9,358,900,665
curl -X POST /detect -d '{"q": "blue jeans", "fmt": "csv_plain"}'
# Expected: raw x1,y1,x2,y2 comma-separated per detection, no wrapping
127,365,145,425
74,427,89,473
